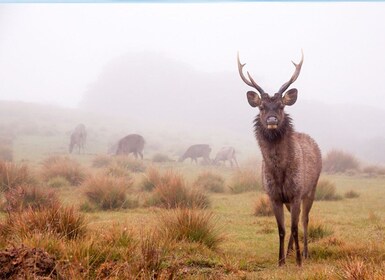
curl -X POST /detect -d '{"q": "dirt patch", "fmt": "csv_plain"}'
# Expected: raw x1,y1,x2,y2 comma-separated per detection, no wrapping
0,244,63,280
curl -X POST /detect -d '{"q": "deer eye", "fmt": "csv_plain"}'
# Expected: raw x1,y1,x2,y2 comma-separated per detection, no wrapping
259,106,265,111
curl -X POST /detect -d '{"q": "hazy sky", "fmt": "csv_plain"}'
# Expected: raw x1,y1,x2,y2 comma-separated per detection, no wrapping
0,3,384,108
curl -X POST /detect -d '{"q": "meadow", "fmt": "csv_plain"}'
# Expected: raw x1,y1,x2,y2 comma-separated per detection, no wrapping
0,102,384,279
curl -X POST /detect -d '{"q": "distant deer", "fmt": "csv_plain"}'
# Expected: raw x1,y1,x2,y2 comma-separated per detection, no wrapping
237,51,322,266
69,124,87,154
179,144,211,164
115,134,145,159
214,146,239,168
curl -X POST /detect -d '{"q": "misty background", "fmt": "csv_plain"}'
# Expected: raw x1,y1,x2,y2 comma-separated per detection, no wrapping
0,3,385,163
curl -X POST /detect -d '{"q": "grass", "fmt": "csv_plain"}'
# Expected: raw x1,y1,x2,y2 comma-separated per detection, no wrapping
253,194,274,217
315,178,342,201
41,156,86,186
193,171,226,193
323,149,360,173
0,161,36,192
228,168,261,194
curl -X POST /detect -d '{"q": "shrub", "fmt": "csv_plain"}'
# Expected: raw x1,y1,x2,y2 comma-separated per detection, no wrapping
323,150,360,173
254,194,274,216
152,153,171,163
3,184,58,212
1,204,87,240
41,156,86,186
0,161,35,192
193,171,225,193
114,156,146,173
46,176,70,188
315,179,342,201
92,155,112,168
362,165,385,176
344,190,360,199
229,168,261,194
147,171,209,209
82,174,136,210
158,208,223,249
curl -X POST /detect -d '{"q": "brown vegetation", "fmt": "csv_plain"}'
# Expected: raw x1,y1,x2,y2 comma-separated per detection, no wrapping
41,156,86,186
323,150,360,173
229,168,261,194
253,194,274,216
0,161,35,192
193,171,226,193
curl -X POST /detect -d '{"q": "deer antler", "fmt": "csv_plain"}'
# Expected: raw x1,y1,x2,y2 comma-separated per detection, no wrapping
237,52,265,95
277,50,304,95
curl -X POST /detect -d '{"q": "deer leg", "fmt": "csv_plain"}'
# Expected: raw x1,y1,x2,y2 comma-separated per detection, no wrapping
272,201,285,266
285,204,294,257
302,197,314,259
290,201,302,266
138,151,143,160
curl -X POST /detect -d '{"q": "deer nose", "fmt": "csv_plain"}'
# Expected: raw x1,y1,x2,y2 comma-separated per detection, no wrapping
267,116,278,125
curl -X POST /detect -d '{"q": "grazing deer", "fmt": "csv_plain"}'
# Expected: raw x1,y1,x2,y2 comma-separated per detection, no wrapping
115,134,145,159
237,51,322,266
69,124,87,154
179,144,211,164
214,146,239,168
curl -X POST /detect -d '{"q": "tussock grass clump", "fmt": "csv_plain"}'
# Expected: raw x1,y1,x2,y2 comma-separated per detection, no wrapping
147,171,210,209
253,194,274,217
229,168,261,194
140,166,162,192
0,161,35,192
158,208,223,249
338,256,370,280
323,149,360,173
114,156,146,173
315,179,342,201
82,174,136,210
193,171,225,193
1,204,87,240
46,176,70,188
41,156,86,186
306,220,334,242
152,153,172,163
344,190,360,199
3,184,58,212
92,155,112,168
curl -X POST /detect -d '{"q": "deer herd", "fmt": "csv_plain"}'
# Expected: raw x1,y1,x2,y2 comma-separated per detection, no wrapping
68,51,321,267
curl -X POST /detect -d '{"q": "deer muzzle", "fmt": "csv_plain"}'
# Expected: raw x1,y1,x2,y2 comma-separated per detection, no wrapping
267,116,278,129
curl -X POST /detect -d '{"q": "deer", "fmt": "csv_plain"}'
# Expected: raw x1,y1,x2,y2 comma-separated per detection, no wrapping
214,146,239,168
179,144,211,164
69,124,87,154
237,51,322,266
115,134,145,159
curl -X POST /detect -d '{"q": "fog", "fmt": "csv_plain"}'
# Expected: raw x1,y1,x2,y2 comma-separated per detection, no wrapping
1,3,385,163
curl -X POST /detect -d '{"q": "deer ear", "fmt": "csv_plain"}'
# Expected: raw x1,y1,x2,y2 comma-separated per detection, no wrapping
247,91,261,107
282,88,298,106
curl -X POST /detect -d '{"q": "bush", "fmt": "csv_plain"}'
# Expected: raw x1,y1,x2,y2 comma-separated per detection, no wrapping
193,172,225,193
114,156,146,173
158,208,223,249
315,179,342,201
1,204,87,240
323,150,360,173
3,184,58,212
254,194,274,216
362,165,385,176
92,155,112,168
344,190,360,199
46,176,70,188
229,168,261,194
0,161,35,192
41,156,86,186
147,171,209,209
152,153,171,163
82,174,136,210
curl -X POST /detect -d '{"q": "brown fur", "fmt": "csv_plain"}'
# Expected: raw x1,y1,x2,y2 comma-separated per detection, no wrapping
115,134,145,159
69,124,87,154
179,144,211,164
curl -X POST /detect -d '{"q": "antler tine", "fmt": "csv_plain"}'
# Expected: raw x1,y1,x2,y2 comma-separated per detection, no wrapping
278,50,304,95
237,52,265,95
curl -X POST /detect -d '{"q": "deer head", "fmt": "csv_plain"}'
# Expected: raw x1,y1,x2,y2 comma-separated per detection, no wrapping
237,51,303,130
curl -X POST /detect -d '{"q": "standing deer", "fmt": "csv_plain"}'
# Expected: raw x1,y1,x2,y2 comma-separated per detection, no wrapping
237,51,322,266
69,124,87,154
214,146,239,168
115,134,145,159
179,144,211,164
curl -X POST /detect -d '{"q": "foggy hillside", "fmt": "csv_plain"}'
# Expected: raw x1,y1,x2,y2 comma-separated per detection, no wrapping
80,52,385,164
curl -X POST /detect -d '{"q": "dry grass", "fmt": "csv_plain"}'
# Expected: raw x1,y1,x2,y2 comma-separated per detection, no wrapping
229,168,261,194
306,220,334,242
41,156,86,186
193,171,226,193
362,165,385,176
147,170,210,209
253,194,274,216
0,161,35,192
315,178,342,201
92,155,112,168
158,208,224,250
152,153,172,163
114,156,146,173
3,184,58,212
344,190,360,199
46,176,70,188
323,149,360,173
82,174,136,210
140,166,162,192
